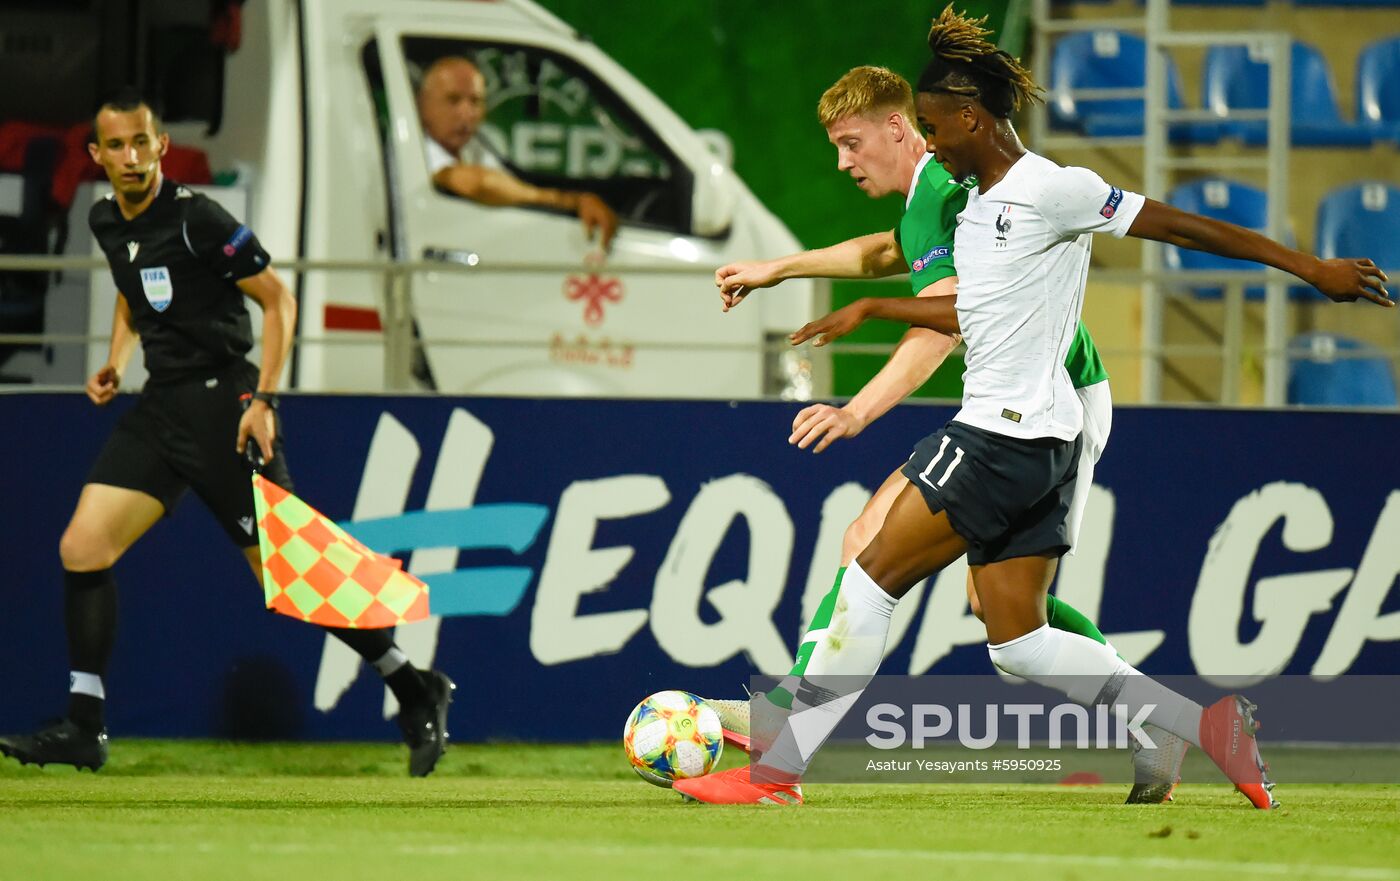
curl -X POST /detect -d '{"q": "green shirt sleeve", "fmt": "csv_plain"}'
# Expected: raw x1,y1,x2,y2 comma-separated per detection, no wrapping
1065,322,1110,388
900,164,967,295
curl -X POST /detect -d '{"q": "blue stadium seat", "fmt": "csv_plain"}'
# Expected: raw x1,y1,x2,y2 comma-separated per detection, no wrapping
1357,37,1400,143
1164,178,1315,300
1288,333,1398,407
1203,41,1372,146
1050,31,1212,142
1316,182,1400,273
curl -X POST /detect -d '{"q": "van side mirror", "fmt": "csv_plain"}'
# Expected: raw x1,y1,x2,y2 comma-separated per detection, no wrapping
696,129,733,167
693,130,736,237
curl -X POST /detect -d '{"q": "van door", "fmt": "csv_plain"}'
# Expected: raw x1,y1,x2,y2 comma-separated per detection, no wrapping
373,26,768,397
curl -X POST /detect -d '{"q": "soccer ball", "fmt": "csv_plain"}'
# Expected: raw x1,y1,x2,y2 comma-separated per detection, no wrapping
623,690,724,787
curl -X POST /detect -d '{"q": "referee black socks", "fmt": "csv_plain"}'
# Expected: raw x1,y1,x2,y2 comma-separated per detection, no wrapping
382,663,432,708
322,627,431,706
64,567,117,734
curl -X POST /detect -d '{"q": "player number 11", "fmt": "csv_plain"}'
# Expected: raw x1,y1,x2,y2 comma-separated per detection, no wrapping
919,435,965,490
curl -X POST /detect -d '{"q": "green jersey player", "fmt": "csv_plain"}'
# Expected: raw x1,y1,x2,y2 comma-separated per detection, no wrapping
703,65,1180,804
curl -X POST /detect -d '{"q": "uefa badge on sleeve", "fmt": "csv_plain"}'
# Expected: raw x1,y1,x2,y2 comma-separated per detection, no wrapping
1100,188,1124,219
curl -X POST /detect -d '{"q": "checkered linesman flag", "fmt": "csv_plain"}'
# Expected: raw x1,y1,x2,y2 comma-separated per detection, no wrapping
251,474,430,628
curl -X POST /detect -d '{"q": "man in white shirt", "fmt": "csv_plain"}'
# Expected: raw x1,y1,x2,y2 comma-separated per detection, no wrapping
677,7,1391,810
416,56,618,250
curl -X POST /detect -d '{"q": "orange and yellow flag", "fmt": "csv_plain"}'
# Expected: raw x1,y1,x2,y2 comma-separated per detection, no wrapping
252,474,430,629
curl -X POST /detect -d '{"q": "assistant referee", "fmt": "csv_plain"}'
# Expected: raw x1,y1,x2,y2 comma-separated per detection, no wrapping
0,90,453,776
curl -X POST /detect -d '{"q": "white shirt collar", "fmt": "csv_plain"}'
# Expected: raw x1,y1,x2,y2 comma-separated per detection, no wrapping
424,136,459,175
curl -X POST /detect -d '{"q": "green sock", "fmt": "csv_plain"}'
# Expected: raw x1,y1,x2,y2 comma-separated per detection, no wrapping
1045,594,1108,646
767,566,846,711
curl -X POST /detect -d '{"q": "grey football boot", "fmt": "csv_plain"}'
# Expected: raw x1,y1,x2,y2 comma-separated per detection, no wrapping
1125,722,1188,804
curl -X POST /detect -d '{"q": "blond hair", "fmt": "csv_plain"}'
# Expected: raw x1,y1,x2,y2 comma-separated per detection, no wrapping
817,66,917,129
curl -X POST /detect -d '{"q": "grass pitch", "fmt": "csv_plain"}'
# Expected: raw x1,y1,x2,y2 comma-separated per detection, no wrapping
1,740,1397,881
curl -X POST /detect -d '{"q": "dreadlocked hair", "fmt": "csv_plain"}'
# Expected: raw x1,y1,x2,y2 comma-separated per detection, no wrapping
918,5,1042,119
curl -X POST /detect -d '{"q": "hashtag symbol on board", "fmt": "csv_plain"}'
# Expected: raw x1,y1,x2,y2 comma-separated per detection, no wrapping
339,504,549,617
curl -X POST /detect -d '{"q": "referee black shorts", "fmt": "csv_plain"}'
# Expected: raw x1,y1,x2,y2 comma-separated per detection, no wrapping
86,360,294,548
900,420,1081,566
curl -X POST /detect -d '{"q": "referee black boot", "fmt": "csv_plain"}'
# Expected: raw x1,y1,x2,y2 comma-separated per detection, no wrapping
0,719,108,771
397,670,455,777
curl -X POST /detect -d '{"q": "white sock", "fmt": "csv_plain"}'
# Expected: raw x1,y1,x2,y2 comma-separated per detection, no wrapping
801,561,898,679
987,624,1203,747
760,561,897,776
371,646,409,677
69,671,105,700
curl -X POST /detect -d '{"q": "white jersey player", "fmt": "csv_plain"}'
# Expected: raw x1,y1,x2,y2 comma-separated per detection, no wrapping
677,7,1391,808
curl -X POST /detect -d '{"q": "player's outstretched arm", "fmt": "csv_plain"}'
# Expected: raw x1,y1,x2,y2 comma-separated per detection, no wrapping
790,291,961,347
1128,199,1393,306
715,231,905,312
786,277,959,454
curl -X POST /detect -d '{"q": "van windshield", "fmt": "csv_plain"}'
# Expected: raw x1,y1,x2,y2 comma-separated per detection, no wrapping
398,35,693,235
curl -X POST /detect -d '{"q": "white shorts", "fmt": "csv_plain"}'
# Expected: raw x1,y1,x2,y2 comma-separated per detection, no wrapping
1065,380,1112,555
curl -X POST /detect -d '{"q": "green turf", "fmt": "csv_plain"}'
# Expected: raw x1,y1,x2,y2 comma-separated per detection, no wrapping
2,741,1398,881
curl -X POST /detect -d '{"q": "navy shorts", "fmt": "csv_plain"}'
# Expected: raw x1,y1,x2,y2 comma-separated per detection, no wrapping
900,420,1081,566
86,360,293,548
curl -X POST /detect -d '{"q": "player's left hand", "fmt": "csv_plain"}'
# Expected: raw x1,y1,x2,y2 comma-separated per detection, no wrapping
715,259,784,311
237,401,277,465
789,300,870,347
790,403,866,454
1308,258,1393,306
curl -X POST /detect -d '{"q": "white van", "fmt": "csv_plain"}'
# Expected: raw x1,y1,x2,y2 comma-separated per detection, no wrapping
1,0,819,398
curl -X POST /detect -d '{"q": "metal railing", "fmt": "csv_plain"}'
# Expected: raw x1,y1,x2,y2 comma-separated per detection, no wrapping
0,254,831,395
1146,19,1294,406
3,253,1396,407
1028,0,1311,405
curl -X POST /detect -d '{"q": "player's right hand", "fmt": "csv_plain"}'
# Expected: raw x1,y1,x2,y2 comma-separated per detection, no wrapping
85,365,120,406
714,260,783,312
790,403,867,454
789,300,869,347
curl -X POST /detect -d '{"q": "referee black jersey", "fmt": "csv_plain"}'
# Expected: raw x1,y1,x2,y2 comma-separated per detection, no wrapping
89,180,272,385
